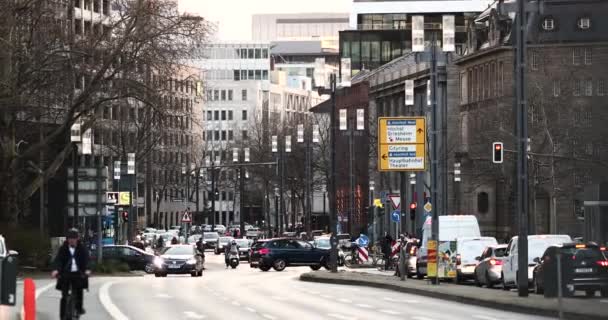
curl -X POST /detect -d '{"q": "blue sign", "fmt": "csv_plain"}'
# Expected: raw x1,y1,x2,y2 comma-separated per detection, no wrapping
391,210,401,223
356,235,369,248
380,191,388,203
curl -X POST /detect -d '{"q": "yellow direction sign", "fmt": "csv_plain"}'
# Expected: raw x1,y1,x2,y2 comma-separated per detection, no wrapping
378,117,426,171
118,192,131,206
424,202,432,213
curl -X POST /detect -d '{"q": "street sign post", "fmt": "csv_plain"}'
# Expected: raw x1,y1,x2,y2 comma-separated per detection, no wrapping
424,202,432,213
182,211,192,223
356,234,369,248
388,195,401,209
378,117,426,172
391,210,401,223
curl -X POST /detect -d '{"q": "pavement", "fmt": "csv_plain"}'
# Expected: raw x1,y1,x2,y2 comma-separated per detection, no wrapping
300,269,608,320
0,252,561,320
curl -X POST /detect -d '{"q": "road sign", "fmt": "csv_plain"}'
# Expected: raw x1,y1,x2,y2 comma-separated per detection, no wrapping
378,117,426,171
106,192,118,204
427,240,437,277
356,235,369,248
424,202,432,213
357,247,369,262
391,210,401,223
388,195,401,209
118,192,131,206
182,211,192,223
380,191,387,203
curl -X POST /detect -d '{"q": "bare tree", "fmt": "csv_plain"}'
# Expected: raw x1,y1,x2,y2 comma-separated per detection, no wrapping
0,0,213,223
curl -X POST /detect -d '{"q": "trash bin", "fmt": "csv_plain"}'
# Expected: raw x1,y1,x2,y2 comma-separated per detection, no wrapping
0,252,18,306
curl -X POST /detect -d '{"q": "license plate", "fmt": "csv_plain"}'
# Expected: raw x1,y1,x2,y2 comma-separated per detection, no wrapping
575,268,593,273
168,265,181,269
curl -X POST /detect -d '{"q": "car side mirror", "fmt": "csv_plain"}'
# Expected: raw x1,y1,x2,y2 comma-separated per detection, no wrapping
8,250,18,257
533,257,541,264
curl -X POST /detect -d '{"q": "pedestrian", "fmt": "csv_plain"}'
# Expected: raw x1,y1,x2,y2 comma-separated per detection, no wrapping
132,236,145,250
171,236,179,245
382,233,393,271
156,236,164,249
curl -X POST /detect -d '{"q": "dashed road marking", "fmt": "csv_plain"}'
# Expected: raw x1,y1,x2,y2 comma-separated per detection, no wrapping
472,315,499,320
355,303,372,309
327,313,353,320
383,297,398,302
231,301,241,306
338,298,352,303
380,309,400,315
271,296,288,301
245,307,256,313
183,311,206,319
154,293,172,299
99,282,129,320
308,290,320,295
262,314,277,320
321,294,332,299
412,316,434,320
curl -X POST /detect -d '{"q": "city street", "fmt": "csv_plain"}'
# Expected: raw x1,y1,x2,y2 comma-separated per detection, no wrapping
17,253,554,320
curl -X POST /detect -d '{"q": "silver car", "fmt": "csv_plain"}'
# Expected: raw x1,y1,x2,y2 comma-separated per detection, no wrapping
473,244,508,288
214,236,234,254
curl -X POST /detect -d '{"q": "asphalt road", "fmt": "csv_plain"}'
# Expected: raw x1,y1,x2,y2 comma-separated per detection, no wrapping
14,253,556,320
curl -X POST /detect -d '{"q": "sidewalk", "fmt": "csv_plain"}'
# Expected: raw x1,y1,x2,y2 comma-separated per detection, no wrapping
300,270,608,320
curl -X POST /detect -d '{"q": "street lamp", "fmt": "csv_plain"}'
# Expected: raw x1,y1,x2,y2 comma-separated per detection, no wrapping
296,118,319,237
272,133,291,235
233,147,250,237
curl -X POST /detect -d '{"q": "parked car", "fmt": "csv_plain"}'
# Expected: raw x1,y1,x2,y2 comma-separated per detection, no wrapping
416,215,481,279
502,234,572,290
92,245,156,273
532,242,608,297
474,244,508,288
154,245,204,277
455,237,498,283
214,236,234,255
313,236,345,266
214,225,227,234
203,225,212,232
403,239,419,278
249,239,270,266
250,238,330,272
246,228,261,238
234,238,252,260
202,232,219,249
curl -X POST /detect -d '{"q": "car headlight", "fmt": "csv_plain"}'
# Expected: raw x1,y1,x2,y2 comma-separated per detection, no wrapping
154,257,164,267
186,258,197,265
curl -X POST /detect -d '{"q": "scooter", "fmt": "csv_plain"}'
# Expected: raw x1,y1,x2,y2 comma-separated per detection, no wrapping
228,251,239,269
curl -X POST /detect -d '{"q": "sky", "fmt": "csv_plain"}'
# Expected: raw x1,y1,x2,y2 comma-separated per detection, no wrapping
179,0,352,40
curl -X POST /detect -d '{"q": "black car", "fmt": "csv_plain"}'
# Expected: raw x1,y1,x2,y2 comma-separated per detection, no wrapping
532,242,608,297
93,245,156,273
155,245,204,277
249,238,330,272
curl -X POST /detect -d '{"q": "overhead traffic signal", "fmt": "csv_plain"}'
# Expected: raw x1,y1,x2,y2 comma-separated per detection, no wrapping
492,142,503,163
409,202,417,220
121,211,129,222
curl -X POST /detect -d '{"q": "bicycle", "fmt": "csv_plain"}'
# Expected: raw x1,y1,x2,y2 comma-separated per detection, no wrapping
58,273,88,320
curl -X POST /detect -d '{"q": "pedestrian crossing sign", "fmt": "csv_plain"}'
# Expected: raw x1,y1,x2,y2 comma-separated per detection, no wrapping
182,211,192,223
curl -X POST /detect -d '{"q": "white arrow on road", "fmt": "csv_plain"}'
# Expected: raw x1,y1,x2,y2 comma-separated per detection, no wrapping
183,311,206,319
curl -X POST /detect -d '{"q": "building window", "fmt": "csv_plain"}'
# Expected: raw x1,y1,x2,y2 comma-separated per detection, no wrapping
573,48,582,66
262,70,268,80
207,111,212,120
221,110,226,120
255,70,261,80
242,130,248,140
262,48,268,59
221,131,226,141
221,90,226,101
248,49,254,59
531,51,539,70
254,49,261,59
542,18,554,31
585,79,593,96
214,131,220,140
228,90,233,101
228,110,233,120
553,80,561,97
240,70,247,80
242,89,247,101
477,192,489,214
598,79,606,96
578,17,591,30
214,110,219,120
228,130,234,141
584,48,592,65
228,192,234,201
242,110,247,120
573,79,582,96
233,70,240,81
214,90,219,100
248,70,254,79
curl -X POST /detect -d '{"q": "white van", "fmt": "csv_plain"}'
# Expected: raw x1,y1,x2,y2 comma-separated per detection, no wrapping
455,236,498,282
502,234,572,289
416,215,481,278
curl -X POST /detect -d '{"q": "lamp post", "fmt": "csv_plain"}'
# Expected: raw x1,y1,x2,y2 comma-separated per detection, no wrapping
233,147,250,237
272,134,291,235
127,152,135,243
70,124,82,230
297,119,319,237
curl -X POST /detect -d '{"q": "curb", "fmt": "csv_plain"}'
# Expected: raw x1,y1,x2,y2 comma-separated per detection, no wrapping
299,273,607,320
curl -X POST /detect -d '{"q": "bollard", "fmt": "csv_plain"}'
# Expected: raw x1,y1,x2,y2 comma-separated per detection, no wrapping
23,278,35,320
399,246,407,281
556,252,563,320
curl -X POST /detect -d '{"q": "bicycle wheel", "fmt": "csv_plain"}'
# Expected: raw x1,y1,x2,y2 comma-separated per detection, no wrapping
343,254,354,267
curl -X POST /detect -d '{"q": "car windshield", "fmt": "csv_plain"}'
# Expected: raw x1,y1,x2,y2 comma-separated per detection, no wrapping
163,246,193,255
561,247,603,260
235,239,250,247
529,237,571,261
204,233,218,239
314,238,330,249
219,237,233,243
460,240,497,263
494,247,507,257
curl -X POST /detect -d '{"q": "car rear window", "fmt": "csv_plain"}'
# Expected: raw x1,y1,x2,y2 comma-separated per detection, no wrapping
494,248,507,257
561,247,603,260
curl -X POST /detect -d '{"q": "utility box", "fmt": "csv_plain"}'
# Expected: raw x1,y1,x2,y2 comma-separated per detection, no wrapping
583,182,608,246
0,235,17,306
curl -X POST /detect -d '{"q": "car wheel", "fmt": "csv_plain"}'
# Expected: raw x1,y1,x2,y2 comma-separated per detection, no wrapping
214,249,220,255
162,273,168,277
310,265,321,271
416,265,424,279
501,273,509,290
191,271,198,277
585,289,596,297
455,273,462,284
144,263,154,274
198,270,203,277
259,265,271,272
154,273,162,278
273,259,287,272
533,276,543,294
474,274,482,287
485,272,494,289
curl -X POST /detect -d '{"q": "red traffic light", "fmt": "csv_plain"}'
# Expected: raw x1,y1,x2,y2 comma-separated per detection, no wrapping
410,202,417,210
495,144,502,150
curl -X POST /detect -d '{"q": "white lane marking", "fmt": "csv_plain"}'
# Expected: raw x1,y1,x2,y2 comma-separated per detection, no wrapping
308,290,320,295
472,315,499,320
271,296,288,301
383,297,398,302
412,317,434,320
338,298,352,303
183,311,206,319
35,283,55,299
231,301,241,306
601,299,608,303
403,299,420,303
262,314,277,320
327,314,353,320
355,303,372,309
221,296,229,301
380,309,400,315
245,307,256,313
154,293,172,299
321,294,332,299
99,281,129,320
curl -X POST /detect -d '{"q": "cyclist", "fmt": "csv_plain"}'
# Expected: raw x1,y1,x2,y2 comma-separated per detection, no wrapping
51,228,91,318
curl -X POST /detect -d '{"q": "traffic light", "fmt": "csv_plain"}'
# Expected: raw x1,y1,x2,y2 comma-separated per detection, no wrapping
492,142,503,163
409,202,417,220
121,211,129,222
